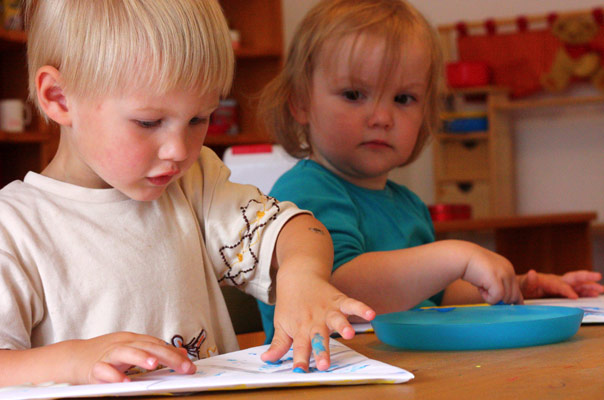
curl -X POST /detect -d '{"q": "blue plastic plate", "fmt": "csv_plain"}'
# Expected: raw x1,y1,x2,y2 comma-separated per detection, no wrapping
371,305,583,351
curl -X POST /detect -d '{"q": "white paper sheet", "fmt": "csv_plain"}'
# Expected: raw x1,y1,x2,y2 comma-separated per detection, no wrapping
526,295,604,323
0,339,412,399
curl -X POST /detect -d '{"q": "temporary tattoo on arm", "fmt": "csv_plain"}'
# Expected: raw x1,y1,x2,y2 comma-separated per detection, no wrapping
308,227,325,235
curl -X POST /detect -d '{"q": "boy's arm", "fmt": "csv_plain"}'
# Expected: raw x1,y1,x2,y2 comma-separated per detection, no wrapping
330,240,523,315
261,214,375,372
0,332,195,386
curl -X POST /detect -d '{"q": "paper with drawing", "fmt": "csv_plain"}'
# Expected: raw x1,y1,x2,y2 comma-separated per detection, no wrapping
527,295,604,323
0,339,413,399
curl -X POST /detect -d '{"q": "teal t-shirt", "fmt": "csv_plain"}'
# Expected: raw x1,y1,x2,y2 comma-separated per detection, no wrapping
259,160,442,342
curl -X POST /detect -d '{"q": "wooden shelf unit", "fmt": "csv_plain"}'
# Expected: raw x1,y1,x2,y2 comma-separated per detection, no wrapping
0,24,57,188
213,0,284,153
433,86,515,218
434,9,604,219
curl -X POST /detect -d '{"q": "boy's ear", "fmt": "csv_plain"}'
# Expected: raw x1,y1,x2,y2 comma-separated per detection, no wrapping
288,95,309,125
36,66,72,126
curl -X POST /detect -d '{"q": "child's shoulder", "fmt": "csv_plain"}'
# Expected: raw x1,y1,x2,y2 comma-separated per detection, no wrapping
271,159,347,197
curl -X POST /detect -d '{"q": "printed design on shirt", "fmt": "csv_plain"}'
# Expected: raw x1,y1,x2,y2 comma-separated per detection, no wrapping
218,191,280,286
205,346,219,358
171,329,207,360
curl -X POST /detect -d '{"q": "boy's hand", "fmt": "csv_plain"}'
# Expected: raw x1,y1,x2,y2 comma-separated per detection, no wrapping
462,245,523,305
519,269,604,299
261,274,375,373
75,332,195,384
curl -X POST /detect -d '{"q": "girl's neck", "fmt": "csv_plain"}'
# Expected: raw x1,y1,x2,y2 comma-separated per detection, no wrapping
308,155,388,190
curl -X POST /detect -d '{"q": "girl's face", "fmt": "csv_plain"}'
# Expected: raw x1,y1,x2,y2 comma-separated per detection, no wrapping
52,86,219,201
295,34,430,190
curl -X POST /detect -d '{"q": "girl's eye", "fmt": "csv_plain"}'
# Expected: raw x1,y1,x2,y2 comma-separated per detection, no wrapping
135,119,161,128
190,116,209,126
342,90,362,101
395,94,416,105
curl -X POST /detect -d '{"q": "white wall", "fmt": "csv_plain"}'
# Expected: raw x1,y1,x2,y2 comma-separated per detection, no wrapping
281,0,604,272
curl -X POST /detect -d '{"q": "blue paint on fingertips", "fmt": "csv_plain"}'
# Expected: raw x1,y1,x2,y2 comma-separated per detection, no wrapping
311,333,326,354
293,367,306,373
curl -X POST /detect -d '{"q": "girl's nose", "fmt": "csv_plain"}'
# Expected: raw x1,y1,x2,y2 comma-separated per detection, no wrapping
367,102,394,130
158,129,188,162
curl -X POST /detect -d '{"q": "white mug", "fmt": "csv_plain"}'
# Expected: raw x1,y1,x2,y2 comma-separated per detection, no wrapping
0,99,32,133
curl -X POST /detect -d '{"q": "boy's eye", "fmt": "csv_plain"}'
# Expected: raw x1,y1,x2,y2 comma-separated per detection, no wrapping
135,119,162,128
395,94,416,105
342,90,363,101
190,116,209,126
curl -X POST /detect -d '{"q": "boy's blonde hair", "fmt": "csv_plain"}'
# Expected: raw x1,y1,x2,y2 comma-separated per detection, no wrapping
25,0,234,113
259,0,442,164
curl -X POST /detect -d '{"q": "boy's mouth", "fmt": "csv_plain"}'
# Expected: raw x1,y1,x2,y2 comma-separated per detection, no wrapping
147,171,179,186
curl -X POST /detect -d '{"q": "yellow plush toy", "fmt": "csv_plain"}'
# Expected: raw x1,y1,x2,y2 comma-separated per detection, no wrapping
541,15,604,92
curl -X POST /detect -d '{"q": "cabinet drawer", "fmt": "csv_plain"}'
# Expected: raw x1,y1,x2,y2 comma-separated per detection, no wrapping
436,181,490,218
437,140,489,180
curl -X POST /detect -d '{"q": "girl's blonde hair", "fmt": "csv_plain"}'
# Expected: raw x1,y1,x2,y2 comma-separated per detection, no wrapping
25,0,234,113
259,0,442,164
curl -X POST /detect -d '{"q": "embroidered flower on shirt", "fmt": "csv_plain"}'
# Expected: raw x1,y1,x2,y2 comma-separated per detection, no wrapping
218,192,280,286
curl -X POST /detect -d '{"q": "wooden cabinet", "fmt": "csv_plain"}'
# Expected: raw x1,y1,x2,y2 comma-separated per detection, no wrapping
207,0,283,153
0,1,283,187
432,86,515,218
0,28,57,188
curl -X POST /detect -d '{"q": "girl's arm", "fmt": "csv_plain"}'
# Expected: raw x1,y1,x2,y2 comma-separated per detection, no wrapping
260,214,375,373
330,240,523,315
0,332,195,386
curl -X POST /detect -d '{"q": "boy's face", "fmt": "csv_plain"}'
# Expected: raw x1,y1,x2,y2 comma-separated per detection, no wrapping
59,87,219,201
299,34,430,190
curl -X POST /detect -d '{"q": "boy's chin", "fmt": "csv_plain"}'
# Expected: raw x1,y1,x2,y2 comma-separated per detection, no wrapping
121,187,166,202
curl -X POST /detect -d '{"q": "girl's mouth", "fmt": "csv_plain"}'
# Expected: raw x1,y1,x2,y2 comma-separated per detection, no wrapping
362,140,391,149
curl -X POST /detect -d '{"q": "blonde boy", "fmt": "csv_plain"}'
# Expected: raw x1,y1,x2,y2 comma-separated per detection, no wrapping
0,0,374,386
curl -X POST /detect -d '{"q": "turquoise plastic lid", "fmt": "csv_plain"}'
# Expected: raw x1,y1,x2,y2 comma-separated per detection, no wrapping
371,305,583,351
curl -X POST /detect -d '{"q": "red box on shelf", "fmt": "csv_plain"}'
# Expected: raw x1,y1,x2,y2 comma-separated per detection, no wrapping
428,203,472,222
446,61,490,88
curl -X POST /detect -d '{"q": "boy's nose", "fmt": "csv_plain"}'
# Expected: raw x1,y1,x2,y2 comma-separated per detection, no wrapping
367,103,394,130
159,130,188,162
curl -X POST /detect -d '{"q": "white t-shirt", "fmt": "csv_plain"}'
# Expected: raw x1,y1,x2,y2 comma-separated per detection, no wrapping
0,147,305,359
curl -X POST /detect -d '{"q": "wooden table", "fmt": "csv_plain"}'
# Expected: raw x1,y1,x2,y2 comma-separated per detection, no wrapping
121,326,604,400
434,212,597,274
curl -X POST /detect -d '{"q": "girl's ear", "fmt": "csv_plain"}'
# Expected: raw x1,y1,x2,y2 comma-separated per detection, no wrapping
36,66,72,126
288,94,309,125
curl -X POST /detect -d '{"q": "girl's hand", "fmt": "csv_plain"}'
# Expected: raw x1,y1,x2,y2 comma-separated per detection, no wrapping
462,244,523,305
74,332,195,384
519,269,604,299
261,273,375,373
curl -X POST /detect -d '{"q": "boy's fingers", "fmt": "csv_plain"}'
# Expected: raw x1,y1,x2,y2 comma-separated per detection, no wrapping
107,341,195,375
291,333,312,372
90,361,129,384
310,331,330,371
338,298,376,322
261,329,292,363
326,311,355,340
